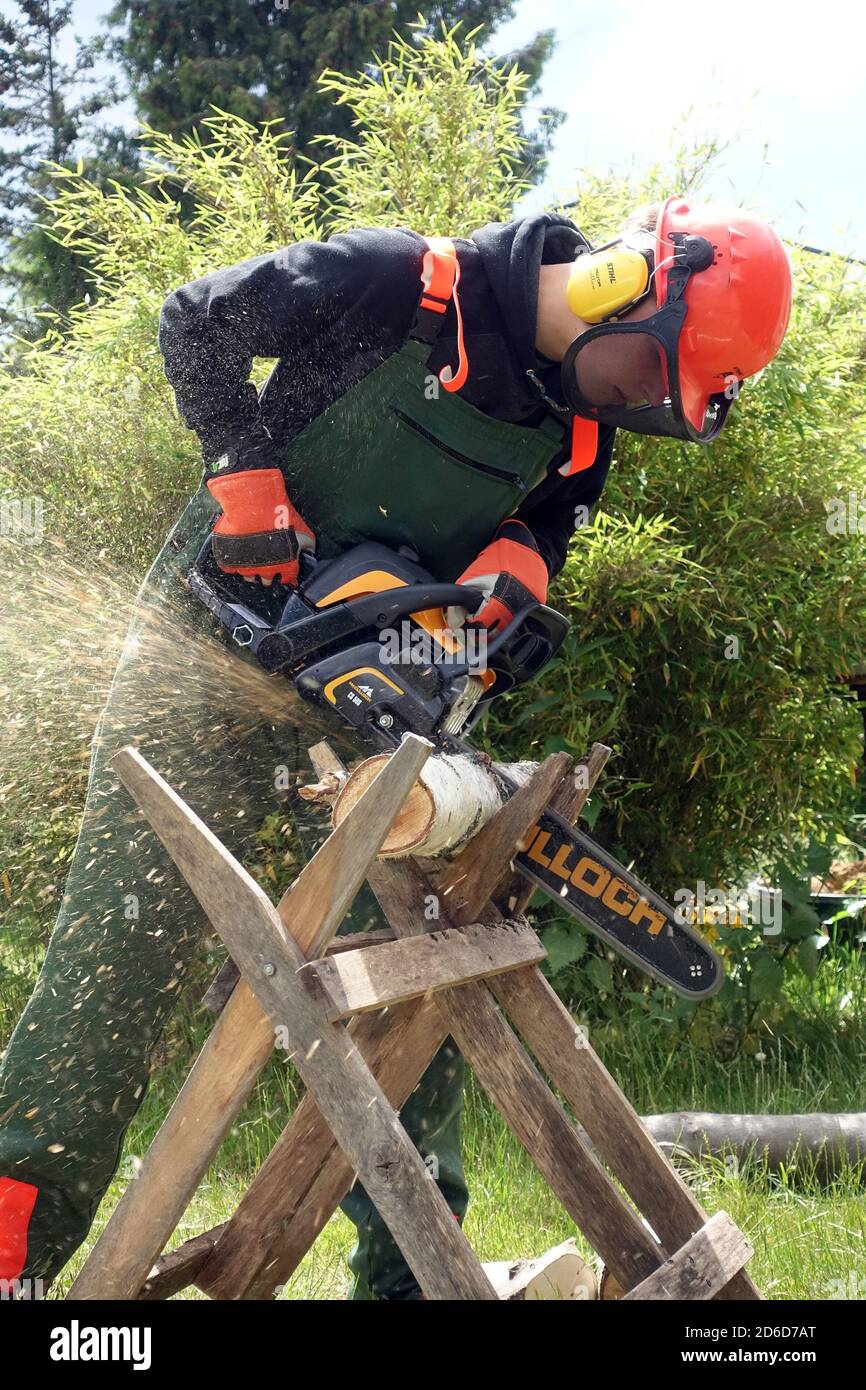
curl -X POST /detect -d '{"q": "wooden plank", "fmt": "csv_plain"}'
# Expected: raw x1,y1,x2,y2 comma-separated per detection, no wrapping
302,919,545,1021
139,1229,222,1301
367,858,665,1294
490,933,762,1301
201,928,398,1016
324,927,396,953
200,957,242,1015
551,742,612,823
431,752,573,926
71,745,495,1302
307,738,352,778
622,1212,752,1301
195,995,448,1300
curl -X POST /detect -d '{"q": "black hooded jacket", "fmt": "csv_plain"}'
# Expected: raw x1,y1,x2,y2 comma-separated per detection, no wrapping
158,213,616,579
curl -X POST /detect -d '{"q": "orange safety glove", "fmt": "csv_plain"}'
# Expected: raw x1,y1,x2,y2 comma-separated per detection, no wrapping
206,467,315,586
0,1176,38,1283
446,519,548,635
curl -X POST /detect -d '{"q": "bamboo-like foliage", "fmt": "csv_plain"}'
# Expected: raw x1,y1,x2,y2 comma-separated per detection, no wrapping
310,22,532,230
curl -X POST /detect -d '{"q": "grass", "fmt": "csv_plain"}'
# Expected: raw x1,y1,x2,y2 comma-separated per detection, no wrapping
51,1084,866,1302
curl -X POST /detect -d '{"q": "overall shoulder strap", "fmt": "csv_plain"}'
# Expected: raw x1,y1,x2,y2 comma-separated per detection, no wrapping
410,234,469,393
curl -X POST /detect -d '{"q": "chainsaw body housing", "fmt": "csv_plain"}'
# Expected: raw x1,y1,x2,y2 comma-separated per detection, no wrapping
189,537,569,748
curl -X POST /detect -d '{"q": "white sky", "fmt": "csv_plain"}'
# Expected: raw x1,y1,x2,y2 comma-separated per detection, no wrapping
32,0,866,258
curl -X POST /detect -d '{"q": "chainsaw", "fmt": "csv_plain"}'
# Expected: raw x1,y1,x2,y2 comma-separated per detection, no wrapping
188,535,723,999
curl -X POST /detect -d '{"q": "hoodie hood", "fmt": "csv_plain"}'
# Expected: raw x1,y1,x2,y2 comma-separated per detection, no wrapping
470,213,590,377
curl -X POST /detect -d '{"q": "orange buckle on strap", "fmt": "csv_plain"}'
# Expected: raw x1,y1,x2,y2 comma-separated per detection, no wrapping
420,235,469,393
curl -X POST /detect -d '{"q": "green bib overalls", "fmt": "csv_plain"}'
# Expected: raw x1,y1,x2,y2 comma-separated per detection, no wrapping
0,236,568,1299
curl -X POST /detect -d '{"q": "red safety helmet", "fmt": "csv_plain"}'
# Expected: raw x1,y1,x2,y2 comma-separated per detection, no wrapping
561,196,794,443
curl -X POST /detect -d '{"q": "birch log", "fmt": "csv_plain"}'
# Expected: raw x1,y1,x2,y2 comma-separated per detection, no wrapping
308,750,541,859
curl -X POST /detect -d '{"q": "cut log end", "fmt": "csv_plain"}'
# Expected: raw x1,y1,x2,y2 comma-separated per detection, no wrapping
482,1239,598,1301
331,753,437,855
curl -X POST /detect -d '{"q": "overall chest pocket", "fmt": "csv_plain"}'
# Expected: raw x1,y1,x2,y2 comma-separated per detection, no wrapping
386,368,559,494
388,406,530,492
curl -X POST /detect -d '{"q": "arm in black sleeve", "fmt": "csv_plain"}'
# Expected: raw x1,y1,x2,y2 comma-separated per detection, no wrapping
512,425,616,579
157,228,425,470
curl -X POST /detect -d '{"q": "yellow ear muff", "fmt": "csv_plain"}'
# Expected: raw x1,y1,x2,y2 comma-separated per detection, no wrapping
566,245,652,324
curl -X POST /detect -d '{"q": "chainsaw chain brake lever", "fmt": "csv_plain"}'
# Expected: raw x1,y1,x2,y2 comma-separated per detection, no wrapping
337,582,485,627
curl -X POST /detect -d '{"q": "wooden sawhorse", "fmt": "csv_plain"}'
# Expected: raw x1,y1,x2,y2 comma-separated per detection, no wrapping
68,734,761,1302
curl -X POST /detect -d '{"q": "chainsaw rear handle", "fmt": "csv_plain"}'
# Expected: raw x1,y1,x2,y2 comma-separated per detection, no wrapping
438,599,569,682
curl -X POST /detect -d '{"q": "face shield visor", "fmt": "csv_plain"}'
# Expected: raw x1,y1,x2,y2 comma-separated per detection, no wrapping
560,230,737,444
